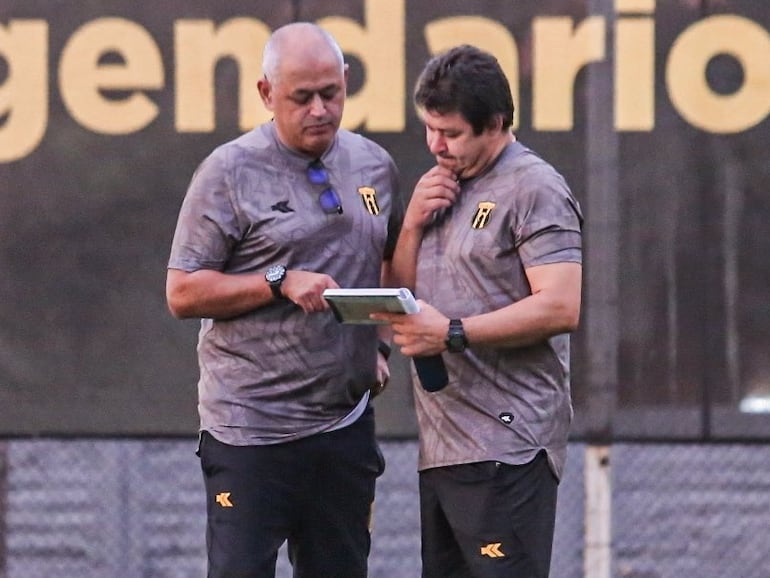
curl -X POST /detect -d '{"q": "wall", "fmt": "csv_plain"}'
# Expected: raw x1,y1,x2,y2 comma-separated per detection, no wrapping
1,1,769,440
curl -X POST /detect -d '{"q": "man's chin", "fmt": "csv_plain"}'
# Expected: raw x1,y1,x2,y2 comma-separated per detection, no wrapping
436,158,458,172
302,133,334,157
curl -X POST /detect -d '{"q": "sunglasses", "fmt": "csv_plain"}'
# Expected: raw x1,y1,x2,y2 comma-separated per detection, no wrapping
307,161,343,215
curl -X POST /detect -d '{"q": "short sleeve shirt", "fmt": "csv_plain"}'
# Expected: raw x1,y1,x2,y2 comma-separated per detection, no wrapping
413,141,582,480
168,123,403,445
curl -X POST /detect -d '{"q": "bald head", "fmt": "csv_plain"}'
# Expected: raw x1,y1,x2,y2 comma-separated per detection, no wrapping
262,23,345,85
256,22,348,157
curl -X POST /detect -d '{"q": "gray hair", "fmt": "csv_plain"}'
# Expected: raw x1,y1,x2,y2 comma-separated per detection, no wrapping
262,23,345,83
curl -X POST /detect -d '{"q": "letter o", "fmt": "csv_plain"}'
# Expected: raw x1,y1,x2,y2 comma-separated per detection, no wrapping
666,15,770,133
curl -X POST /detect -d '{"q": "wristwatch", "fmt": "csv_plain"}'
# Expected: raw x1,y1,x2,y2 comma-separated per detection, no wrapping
445,319,468,353
265,265,287,299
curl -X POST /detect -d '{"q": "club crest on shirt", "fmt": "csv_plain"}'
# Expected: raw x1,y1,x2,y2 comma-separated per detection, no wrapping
358,186,380,215
472,201,496,229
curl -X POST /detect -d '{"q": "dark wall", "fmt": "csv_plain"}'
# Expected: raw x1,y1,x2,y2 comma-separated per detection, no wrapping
1,0,768,437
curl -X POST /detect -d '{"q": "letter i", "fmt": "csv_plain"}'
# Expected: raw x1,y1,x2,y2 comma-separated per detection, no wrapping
615,0,656,131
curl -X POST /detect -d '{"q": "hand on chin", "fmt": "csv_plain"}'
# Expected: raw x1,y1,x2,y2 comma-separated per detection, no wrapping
436,157,458,174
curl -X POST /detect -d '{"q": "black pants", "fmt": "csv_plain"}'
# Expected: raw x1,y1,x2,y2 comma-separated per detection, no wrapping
419,451,558,578
199,409,385,578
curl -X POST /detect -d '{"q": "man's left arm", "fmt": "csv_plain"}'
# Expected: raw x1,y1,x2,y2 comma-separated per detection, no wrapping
462,261,582,349
375,261,581,356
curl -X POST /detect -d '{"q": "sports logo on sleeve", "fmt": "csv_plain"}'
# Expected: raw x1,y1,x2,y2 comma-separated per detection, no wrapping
358,186,380,215
472,201,496,229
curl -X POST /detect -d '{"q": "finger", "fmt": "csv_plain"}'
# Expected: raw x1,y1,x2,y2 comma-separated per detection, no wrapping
370,312,397,323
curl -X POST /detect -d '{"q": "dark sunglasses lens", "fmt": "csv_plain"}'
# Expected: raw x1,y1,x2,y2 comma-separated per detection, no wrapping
307,164,328,185
319,188,343,214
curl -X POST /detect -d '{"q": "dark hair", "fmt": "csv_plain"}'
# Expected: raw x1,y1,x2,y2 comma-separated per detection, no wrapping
414,45,514,135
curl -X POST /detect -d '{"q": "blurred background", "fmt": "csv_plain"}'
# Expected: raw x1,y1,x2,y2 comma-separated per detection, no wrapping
1,0,769,576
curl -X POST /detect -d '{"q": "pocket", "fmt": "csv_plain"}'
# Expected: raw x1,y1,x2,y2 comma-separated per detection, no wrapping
197,431,217,477
373,441,386,478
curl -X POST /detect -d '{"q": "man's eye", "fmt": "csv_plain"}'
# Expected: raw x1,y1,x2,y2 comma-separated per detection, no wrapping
320,88,338,101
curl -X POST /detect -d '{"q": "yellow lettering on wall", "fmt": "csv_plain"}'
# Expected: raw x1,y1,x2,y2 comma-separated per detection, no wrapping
59,18,163,134
319,0,405,131
424,16,520,129
175,18,270,133
533,17,606,131
0,21,48,163
615,0,655,12
616,16,655,130
4,6,770,164
667,15,770,134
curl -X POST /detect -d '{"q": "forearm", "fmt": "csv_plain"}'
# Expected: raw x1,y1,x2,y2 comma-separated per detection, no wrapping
387,226,422,290
166,268,273,319
462,292,580,349
461,261,583,348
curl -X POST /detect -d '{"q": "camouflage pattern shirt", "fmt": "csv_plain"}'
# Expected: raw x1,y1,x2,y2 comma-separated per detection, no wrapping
168,123,403,446
413,141,582,480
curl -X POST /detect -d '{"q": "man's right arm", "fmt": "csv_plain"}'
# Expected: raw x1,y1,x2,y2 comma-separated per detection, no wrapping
388,227,421,291
166,268,274,320
166,268,340,319
387,165,459,290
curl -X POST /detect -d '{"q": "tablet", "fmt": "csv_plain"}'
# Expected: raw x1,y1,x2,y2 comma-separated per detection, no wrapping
322,287,419,324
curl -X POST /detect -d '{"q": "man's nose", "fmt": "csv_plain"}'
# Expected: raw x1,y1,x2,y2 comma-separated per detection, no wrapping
428,133,446,155
309,93,326,116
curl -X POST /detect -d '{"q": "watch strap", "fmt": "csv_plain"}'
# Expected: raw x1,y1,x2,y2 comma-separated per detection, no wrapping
446,318,468,353
269,282,283,300
377,340,392,360
265,265,287,299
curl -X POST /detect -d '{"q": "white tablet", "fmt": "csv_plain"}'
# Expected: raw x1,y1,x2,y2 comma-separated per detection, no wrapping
322,287,419,324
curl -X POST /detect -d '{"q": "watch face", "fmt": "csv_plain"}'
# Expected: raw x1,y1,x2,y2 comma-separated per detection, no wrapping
266,265,286,283
446,319,467,352
448,335,465,351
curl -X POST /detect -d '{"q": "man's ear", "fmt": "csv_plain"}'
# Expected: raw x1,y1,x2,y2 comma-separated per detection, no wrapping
488,114,504,133
257,77,273,110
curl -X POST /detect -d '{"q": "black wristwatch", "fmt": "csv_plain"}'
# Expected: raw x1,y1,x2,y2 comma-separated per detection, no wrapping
445,319,468,353
265,265,287,299
377,340,392,360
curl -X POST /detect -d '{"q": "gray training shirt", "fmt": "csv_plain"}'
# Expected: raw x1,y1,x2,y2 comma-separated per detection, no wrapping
168,123,403,446
413,141,583,480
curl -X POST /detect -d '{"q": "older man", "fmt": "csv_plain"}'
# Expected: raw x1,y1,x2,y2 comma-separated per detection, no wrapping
166,22,402,578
